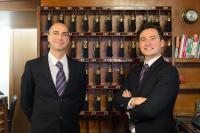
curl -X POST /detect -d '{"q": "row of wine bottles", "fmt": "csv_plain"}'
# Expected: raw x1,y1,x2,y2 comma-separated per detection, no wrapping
45,12,172,32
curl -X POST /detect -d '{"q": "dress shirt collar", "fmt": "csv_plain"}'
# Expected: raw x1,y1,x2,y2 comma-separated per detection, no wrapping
48,52,68,66
144,55,161,67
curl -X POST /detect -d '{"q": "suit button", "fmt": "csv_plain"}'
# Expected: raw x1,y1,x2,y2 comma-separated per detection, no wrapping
58,98,63,102
59,116,63,120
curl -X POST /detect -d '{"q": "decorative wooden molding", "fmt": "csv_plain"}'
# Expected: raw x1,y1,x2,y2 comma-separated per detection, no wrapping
0,1,36,11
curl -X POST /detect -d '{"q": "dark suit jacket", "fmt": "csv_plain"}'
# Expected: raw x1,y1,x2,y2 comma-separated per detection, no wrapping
21,56,86,133
114,57,179,133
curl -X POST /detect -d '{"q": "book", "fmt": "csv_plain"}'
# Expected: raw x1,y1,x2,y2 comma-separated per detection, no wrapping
175,36,180,58
191,34,199,58
178,34,186,58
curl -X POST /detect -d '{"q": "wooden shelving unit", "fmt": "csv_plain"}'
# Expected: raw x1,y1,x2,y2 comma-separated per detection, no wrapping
175,59,200,63
80,111,120,116
180,83,200,90
0,96,8,133
38,5,172,132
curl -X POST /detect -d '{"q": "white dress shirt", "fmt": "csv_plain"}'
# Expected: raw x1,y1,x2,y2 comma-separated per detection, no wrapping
48,52,69,86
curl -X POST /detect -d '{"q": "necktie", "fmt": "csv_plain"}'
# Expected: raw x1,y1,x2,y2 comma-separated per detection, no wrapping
56,61,66,96
139,63,149,83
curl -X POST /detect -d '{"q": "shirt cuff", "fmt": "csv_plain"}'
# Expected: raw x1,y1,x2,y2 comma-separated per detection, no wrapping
127,97,135,109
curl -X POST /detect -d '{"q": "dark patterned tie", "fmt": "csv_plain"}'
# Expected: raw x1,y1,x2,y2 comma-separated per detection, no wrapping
56,61,66,96
139,63,149,83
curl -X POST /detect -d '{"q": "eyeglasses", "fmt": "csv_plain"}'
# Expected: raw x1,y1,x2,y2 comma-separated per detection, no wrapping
49,31,69,38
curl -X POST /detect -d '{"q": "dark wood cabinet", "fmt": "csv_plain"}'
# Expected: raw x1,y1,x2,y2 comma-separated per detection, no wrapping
38,5,172,132
0,96,8,133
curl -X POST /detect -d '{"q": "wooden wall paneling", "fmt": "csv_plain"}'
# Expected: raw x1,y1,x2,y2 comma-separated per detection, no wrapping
176,64,200,84
88,118,99,133
175,92,200,116
41,0,200,35
0,1,36,11
0,97,8,133
0,11,36,28
171,0,200,36
101,119,113,133
80,118,88,133
0,1,37,28
37,7,41,56
37,0,200,132
0,1,38,133
12,29,37,133
175,62,200,119
113,116,129,133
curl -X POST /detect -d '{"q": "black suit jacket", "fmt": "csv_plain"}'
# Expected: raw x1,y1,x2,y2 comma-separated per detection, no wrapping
114,57,179,133
21,56,86,133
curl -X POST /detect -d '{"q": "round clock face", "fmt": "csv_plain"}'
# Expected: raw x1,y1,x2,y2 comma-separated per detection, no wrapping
183,9,199,24
186,10,198,21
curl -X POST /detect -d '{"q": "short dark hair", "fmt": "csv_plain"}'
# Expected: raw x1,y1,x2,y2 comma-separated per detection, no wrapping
137,22,164,40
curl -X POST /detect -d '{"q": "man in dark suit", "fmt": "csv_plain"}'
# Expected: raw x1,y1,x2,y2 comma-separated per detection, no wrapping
21,23,86,133
114,22,179,133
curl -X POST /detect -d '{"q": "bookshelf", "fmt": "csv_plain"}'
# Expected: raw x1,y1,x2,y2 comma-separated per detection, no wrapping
174,34,200,92
175,58,200,63
180,83,200,90
174,34,200,117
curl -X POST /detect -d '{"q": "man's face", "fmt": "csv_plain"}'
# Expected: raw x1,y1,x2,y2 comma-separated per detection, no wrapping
48,23,69,52
139,28,164,59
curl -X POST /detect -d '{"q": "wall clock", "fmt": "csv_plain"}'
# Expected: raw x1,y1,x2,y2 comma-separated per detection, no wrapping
182,9,198,24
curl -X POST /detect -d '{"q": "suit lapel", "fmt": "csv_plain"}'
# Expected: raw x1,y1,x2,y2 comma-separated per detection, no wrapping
138,57,164,94
62,56,73,96
41,56,58,96
40,56,75,97
134,65,143,96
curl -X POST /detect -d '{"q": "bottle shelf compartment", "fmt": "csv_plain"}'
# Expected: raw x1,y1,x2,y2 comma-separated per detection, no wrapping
80,111,120,116
41,32,172,37
41,6,171,11
76,58,139,63
87,85,122,90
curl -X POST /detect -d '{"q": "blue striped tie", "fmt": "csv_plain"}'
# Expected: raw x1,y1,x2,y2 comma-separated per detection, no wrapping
139,63,149,83
56,61,66,96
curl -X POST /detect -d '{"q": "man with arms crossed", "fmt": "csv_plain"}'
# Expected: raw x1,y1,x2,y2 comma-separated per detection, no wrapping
114,22,179,133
